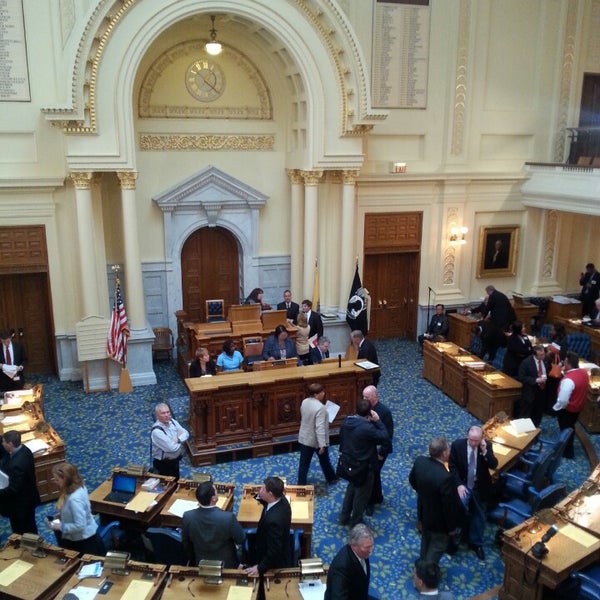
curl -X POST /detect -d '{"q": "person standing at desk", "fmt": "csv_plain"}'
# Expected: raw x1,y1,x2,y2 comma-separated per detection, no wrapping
0,430,41,534
151,402,189,479
47,462,105,555
243,476,292,577
297,382,337,485
324,524,378,600
276,289,300,324
449,425,497,561
517,345,547,427
351,330,381,386
0,330,26,392
182,481,245,568
301,299,324,340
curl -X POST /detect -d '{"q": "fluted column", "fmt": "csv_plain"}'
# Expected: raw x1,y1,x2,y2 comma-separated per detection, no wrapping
301,171,322,298
339,170,359,311
71,172,100,317
287,169,304,299
117,171,146,330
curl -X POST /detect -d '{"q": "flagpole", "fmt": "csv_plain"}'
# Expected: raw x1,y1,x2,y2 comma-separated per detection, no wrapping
109,266,133,393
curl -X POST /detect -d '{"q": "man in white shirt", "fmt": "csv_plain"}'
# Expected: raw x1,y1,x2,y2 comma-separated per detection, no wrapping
151,402,189,479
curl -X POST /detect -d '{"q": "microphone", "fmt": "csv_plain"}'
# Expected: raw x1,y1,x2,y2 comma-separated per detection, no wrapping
541,525,559,544
428,286,434,293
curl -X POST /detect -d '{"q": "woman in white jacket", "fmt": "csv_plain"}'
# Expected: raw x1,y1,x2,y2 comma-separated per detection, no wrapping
48,462,105,555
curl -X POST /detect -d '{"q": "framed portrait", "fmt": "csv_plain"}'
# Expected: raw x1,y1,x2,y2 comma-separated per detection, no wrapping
476,226,519,278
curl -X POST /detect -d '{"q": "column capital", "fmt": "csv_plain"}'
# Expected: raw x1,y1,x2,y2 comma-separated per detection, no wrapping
117,170,138,189
300,170,324,186
70,171,94,189
286,169,303,185
341,169,360,185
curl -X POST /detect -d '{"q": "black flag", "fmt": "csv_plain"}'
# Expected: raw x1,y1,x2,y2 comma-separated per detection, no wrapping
346,263,368,334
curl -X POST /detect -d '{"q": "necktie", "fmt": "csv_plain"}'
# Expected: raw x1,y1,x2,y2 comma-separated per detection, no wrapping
537,360,545,389
467,449,476,489
5,347,11,366
359,558,367,574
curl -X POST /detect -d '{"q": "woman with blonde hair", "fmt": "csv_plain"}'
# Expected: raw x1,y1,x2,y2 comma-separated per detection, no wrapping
295,313,311,365
48,462,105,555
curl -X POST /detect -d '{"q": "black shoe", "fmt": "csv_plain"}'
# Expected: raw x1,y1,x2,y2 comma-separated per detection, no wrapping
365,505,374,516
469,544,485,560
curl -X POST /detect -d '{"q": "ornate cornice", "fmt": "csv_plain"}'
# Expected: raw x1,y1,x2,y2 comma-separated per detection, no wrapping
287,169,304,185
341,169,360,184
301,170,324,185
139,134,274,151
117,171,138,189
70,171,94,189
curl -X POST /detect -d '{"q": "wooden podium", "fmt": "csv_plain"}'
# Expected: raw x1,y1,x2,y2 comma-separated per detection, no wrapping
0,534,79,600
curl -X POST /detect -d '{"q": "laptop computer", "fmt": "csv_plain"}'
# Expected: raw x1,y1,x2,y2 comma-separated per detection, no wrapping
103,473,137,504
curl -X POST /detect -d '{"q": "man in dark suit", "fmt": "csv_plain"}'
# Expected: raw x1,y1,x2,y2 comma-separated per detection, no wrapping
351,330,380,386
0,430,41,534
301,299,323,339
338,399,390,527
243,476,292,578
309,336,330,364
580,263,600,318
363,385,393,515
276,290,300,324
472,286,514,361
0,330,26,392
448,425,497,561
409,437,462,565
324,524,377,600
182,481,245,568
516,345,547,427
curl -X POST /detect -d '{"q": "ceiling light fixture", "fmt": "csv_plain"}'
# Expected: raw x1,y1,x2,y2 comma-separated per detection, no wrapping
205,15,222,56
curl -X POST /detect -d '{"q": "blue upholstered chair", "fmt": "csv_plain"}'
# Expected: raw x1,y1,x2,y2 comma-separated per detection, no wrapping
499,447,555,500
143,527,188,566
522,428,574,485
566,333,592,361
205,299,226,322
570,563,600,599
97,520,124,554
491,346,506,371
538,323,553,340
242,528,304,567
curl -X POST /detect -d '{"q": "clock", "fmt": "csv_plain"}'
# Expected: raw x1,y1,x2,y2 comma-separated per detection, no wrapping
185,58,225,102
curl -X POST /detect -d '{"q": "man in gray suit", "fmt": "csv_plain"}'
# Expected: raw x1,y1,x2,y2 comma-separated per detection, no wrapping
181,481,245,568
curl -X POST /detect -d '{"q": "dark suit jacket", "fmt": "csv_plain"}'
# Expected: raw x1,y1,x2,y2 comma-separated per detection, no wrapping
409,455,462,533
181,505,245,568
0,444,41,531
357,339,380,386
305,311,324,340
485,290,515,330
517,355,544,408
0,341,26,392
502,333,532,377
372,401,393,456
188,359,217,378
309,346,329,364
324,544,370,600
276,301,300,323
448,438,497,501
254,497,292,574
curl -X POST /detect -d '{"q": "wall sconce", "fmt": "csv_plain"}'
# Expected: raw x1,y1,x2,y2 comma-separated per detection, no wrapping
205,15,223,56
198,559,223,584
449,226,468,245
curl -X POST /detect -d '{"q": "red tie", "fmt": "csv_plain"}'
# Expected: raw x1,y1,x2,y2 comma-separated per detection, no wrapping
537,359,545,389
5,346,11,366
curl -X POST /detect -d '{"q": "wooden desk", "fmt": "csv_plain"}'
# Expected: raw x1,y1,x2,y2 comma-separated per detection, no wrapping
237,484,314,558
555,316,600,359
159,480,235,528
89,469,176,527
441,351,484,407
513,302,539,328
0,534,79,600
163,565,259,599
185,362,376,466
500,516,600,600
55,554,166,600
263,567,328,599
422,340,461,389
545,299,582,324
447,313,479,349
466,368,521,422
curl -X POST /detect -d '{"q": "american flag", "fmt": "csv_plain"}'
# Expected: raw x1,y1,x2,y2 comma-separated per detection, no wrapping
107,281,130,365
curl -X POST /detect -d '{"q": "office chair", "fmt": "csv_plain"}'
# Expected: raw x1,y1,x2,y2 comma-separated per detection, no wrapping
538,323,552,340
491,346,506,371
566,333,591,361
97,520,124,553
143,527,188,566
522,428,574,485
570,563,600,599
205,299,226,322
499,447,555,500
242,336,264,366
242,528,304,567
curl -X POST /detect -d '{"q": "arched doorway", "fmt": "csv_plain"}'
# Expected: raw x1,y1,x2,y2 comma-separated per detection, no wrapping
181,226,240,321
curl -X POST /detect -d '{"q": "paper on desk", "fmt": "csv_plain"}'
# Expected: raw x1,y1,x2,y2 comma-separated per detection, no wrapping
20,431,35,442
0,559,34,586
325,400,340,424
125,491,157,512
121,579,154,600
292,501,310,520
484,373,505,381
509,418,536,434
299,580,326,600
558,523,599,548
354,360,379,370
1,365,18,378
227,586,253,600
78,561,102,578
24,438,50,454
168,498,198,517
69,586,99,600
9,422,31,433
2,414,26,425
216,495,228,509
492,443,512,456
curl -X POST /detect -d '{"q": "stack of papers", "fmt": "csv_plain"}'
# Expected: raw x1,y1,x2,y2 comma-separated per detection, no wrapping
78,561,103,579
508,418,536,434
23,438,50,454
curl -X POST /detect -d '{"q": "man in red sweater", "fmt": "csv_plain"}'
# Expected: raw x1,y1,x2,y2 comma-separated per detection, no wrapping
553,351,590,458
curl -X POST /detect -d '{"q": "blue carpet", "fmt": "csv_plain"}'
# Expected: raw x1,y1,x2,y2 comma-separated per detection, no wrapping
2,338,593,599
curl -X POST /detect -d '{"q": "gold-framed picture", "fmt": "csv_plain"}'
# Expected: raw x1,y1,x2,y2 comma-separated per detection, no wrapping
476,226,519,278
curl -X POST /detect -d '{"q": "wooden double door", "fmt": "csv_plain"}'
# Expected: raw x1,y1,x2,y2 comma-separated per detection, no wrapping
0,273,55,374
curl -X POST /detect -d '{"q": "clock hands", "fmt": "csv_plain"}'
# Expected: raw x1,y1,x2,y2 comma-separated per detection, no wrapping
199,73,218,92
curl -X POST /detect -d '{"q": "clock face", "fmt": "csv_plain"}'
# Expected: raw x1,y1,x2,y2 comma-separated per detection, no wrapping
185,58,225,102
